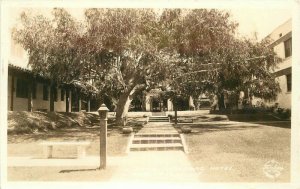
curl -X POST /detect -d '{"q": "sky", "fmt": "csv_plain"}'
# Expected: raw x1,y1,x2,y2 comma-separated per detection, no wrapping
229,8,292,40
7,6,292,68
9,6,292,40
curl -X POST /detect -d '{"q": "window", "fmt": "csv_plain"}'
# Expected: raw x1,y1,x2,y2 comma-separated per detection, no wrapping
61,89,65,101
286,74,292,92
43,85,49,100
284,38,292,58
16,79,28,98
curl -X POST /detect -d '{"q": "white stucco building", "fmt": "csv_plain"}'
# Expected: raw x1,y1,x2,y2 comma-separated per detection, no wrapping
267,18,292,109
8,34,92,112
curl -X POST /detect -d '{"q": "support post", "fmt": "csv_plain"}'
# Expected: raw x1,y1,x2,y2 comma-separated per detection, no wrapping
50,83,55,112
98,104,109,169
175,104,178,125
87,98,91,112
10,76,14,111
78,94,81,112
174,94,180,125
28,80,33,112
66,87,70,113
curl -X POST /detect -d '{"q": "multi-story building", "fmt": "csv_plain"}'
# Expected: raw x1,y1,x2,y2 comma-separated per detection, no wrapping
267,18,292,109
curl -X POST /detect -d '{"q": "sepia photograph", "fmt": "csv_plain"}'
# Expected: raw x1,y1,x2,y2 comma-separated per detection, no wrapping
1,0,299,188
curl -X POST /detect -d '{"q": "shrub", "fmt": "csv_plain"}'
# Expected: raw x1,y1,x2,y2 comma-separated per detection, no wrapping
122,126,133,134
281,109,291,119
181,126,192,133
277,108,284,114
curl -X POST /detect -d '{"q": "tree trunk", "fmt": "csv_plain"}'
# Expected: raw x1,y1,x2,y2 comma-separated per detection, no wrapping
28,81,33,112
218,93,225,111
115,89,136,126
10,76,14,111
50,83,55,112
174,103,178,125
66,87,70,113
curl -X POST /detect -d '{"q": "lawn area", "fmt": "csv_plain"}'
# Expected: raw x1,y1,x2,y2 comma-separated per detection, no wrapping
8,127,130,158
7,111,291,182
7,111,148,157
7,126,131,181
8,166,117,182
227,113,288,122
7,111,143,181
184,121,291,182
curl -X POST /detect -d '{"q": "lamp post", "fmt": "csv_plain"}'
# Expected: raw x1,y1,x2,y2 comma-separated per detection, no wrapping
97,103,109,169
174,94,181,126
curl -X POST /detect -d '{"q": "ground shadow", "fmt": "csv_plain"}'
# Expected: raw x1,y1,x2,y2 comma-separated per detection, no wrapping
227,113,282,122
185,124,260,135
255,121,291,128
59,168,98,173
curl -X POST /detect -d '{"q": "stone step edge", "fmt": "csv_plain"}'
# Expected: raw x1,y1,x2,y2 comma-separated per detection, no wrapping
149,116,168,117
130,143,183,148
148,120,169,121
132,137,181,140
134,134,179,137
149,116,169,119
149,117,169,119
132,141,182,144
149,119,169,122
148,118,169,119
148,119,169,120
130,147,184,151
148,121,170,122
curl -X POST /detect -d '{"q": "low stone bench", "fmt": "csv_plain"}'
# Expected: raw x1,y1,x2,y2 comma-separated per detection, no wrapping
39,141,90,159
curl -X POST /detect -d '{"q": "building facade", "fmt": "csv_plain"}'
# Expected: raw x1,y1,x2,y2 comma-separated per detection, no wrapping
7,64,95,112
142,89,210,112
268,18,292,109
8,32,94,112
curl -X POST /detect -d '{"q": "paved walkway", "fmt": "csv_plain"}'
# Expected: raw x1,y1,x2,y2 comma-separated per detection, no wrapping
8,156,104,167
138,122,178,134
110,151,199,182
8,153,199,182
8,122,200,182
109,121,199,182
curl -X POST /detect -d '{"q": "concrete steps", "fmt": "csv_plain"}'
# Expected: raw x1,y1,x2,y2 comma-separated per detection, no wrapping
148,116,169,123
152,112,166,116
132,137,182,144
134,133,179,137
130,130,185,152
130,143,183,151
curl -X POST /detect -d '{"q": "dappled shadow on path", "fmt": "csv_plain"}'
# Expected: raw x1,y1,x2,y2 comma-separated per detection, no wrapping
254,122,291,128
187,124,259,135
227,113,282,122
59,168,98,173
183,121,290,136
8,126,122,143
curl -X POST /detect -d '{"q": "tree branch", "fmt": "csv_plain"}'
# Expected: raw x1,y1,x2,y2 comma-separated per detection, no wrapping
174,68,221,80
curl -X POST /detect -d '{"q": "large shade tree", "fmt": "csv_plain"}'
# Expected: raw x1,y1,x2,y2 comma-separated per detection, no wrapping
159,9,280,110
82,9,177,124
13,8,89,111
13,8,280,124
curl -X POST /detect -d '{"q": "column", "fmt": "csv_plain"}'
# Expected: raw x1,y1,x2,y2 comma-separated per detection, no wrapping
167,99,173,111
145,95,151,111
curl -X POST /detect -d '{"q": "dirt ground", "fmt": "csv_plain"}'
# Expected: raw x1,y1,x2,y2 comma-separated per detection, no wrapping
7,111,291,182
185,121,291,182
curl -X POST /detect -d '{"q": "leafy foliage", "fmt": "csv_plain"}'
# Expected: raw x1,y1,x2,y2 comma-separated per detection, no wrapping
13,8,280,117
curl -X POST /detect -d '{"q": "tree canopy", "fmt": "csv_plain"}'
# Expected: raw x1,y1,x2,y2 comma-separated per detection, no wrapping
13,8,280,123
